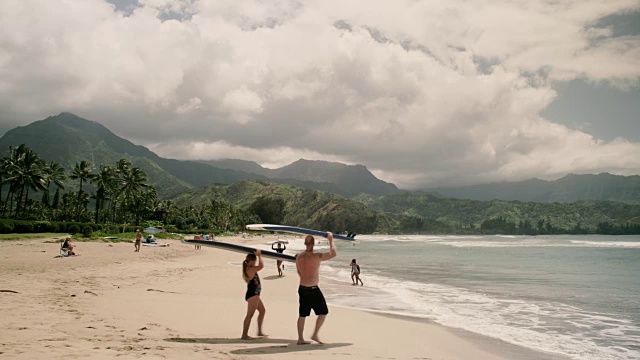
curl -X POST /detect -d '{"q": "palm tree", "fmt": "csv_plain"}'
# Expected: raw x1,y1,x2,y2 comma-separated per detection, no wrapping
0,154,10,212
1,146,20,216
42,161,66,207
10,145,47,218
135,187,157,225
91,165,118,223
120,166,148,225
110,159,130,224
69,160,92,222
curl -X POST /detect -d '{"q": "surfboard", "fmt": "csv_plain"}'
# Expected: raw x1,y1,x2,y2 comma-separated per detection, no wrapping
246,224,356,241
181,239,296,262
142,242,169,247
269,240,289,245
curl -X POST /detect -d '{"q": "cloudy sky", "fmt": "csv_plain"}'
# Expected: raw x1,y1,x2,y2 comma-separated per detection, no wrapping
1,0,639,189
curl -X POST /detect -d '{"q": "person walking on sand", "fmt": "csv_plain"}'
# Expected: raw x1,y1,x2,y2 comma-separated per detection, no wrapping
295,232,336,345
134,229,142,252
241,250,267,340
271,242,287,276
350,259,363,286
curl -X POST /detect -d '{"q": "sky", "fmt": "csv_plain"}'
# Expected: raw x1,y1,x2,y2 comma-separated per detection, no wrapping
0,0,639,189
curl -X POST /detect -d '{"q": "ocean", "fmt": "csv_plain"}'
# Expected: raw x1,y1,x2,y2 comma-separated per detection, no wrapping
270,235,640,360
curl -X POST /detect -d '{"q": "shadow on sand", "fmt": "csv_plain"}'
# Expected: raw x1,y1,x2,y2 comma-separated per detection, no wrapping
166,337,351,355
262,275,285,280
166,337,290,345
230,342,352,355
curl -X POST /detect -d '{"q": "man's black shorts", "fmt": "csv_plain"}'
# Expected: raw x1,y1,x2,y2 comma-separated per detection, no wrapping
298,285,328,317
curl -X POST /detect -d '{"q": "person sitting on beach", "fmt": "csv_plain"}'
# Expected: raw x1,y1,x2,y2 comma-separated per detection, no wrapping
62,236,76,256
134,230,142,252
350,259,364,286
271,242,287,277
241,250,267,340
146,234,157,244
295,232,336,345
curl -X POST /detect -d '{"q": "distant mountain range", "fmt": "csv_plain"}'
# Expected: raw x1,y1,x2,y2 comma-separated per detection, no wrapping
173,180,640,234
3,112,640,205
0,113,398,198
427,173,640,204
201,158,399,197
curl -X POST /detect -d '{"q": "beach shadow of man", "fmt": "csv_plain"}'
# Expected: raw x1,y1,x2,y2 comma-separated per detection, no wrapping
166,337,351,355
230,342,352,355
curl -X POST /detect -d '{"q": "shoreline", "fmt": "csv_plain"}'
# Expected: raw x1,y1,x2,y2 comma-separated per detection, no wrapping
1,235,562,359
356,308,569,360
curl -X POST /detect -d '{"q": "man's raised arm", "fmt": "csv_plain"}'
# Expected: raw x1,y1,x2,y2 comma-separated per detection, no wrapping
319,232,336,261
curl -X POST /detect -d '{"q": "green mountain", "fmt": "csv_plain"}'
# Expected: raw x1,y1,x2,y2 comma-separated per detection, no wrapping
172,180,640,234
365,192,640,232
200,158,399,196
199,159,270,176
0,113,401,198
171,180,393,233
271,159,399,196
428,173,640,204
0,113,267,198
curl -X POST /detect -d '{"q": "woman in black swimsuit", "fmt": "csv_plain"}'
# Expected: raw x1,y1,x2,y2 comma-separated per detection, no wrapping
241,250,266,339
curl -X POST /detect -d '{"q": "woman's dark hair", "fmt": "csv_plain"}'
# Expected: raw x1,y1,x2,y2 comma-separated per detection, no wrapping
243,253,257,281
351,259,356,263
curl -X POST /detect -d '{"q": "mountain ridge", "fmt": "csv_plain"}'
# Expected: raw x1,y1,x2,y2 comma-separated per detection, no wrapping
426,172,640,204
0,113,399,198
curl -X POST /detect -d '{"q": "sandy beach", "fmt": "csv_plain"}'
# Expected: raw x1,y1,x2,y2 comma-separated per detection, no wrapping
0,235,553,360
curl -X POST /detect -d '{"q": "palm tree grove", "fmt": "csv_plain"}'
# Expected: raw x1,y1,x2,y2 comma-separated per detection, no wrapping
0,144,258,235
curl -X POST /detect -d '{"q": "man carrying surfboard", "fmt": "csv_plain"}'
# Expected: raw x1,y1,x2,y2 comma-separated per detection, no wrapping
295,232,336,345
271,242,287,276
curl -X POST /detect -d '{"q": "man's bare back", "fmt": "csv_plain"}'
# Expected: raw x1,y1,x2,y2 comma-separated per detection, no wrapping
296,250,322,287
295,233,336,345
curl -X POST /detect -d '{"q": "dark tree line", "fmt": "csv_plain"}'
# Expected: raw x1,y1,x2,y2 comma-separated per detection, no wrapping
0,145,259,232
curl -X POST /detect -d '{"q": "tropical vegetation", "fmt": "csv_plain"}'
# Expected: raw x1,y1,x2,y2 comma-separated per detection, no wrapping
2,145,640,236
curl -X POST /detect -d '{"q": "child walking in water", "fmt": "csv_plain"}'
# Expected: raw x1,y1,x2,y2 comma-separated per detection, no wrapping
241,250,267,339
350,259,364,286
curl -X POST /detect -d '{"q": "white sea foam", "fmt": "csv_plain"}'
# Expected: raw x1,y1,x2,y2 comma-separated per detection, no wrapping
319,264,640,360
569,240,640,248
421,238,640,249
361,234,640,249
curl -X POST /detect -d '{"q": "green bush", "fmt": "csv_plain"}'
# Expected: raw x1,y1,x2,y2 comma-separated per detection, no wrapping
67,224,81,234
0,221,14,233
81,226,93,237
48,222,60,232
34,221,49,232
14,222,34,233
105,225,119,234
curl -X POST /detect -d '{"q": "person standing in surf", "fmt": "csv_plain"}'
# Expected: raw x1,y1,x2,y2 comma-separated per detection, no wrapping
271,242,287,276
350,259,363,286
295,232,336,345
241,250,267,340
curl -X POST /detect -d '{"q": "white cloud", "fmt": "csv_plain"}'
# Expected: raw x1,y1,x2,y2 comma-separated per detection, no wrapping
1,0,639,189
221,86,264,123
175,96,202,114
